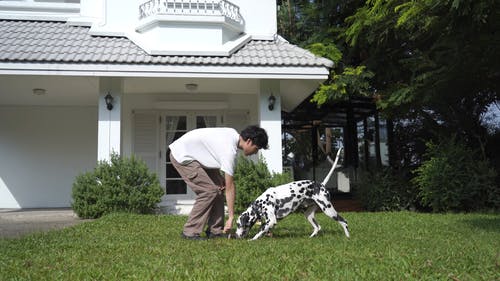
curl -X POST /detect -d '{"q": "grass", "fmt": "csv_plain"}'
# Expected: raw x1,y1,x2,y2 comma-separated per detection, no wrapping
0,212,499,281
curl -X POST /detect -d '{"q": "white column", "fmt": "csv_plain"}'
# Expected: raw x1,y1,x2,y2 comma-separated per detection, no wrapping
258,80,282,173
98,77,122,162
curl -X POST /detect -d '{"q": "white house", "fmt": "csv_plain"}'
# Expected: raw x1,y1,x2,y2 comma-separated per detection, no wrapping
0,0,332,213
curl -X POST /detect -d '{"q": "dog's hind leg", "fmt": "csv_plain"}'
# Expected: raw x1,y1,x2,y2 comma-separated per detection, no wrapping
304,205,321,237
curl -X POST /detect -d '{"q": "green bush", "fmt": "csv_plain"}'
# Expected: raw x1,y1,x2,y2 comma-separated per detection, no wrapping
356,168,418,211
233,155,293,212
413,139,499,212
72,154,164,219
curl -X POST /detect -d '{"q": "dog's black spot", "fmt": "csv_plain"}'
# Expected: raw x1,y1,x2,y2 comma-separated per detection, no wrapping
299,188,305,193
316,199,329,210
277,195,294,208
297,195,301,199
311,183,323,195
276,207,291,217
336,215,347,223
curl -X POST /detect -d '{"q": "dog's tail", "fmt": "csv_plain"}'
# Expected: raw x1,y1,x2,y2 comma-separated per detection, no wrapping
321,147,343,186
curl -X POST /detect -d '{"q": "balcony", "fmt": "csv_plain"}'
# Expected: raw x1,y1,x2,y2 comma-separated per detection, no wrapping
134,0,248,56
138,0,243,26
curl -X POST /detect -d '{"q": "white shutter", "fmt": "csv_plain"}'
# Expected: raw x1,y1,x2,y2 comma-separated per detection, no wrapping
133,111,159,173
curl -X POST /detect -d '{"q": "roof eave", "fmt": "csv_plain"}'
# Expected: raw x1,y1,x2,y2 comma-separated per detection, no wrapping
0,62,330,80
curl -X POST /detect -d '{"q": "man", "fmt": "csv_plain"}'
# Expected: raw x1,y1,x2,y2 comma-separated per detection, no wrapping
169,125,268,240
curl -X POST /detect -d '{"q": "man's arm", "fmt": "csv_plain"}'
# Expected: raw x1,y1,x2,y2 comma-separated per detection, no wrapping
223,173,235,233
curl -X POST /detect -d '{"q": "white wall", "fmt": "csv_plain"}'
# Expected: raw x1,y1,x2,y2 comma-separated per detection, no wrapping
0,106,97,208
234,0,276,39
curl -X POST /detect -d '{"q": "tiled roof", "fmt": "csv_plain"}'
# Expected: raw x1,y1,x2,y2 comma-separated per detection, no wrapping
0,20,333,67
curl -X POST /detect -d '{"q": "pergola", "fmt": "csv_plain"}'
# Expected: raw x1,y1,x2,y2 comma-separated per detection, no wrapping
282,95,390,184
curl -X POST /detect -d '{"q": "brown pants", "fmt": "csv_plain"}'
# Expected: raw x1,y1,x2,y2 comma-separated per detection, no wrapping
170,153,225,236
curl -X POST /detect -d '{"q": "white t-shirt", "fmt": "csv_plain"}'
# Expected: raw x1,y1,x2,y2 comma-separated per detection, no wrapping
169,127,240,176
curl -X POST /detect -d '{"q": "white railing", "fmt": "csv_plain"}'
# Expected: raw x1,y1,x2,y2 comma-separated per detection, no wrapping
139,0,242,24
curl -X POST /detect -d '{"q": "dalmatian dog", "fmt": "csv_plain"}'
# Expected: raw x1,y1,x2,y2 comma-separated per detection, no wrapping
235,148,350,240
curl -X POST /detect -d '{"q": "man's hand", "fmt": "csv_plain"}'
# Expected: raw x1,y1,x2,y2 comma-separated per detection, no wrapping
224,216,233,233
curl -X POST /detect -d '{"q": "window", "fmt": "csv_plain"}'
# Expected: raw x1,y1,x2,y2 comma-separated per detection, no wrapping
163,112,220,197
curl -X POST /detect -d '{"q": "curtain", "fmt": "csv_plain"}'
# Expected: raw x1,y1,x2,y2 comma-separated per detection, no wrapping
165,116,180,147
202,115,217,128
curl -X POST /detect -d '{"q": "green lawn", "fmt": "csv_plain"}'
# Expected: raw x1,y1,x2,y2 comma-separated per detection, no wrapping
1,212,498,280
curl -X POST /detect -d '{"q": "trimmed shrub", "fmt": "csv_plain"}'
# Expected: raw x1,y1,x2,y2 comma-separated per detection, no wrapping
413,139,498,212
356,168,418,211
72,154,164,219
233,155,293,212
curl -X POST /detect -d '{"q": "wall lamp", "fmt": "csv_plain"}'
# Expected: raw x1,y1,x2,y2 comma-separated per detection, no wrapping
268,94,276,111
185,83,198,91
32,88,47,95
104,93,114,111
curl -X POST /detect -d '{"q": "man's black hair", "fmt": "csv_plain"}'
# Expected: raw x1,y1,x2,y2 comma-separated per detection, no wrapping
240,125,269,149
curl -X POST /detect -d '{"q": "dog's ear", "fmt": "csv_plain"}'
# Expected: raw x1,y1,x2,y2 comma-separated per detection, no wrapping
239,213,250,227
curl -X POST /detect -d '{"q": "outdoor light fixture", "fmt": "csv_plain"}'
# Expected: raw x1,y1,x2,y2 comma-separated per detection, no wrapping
185,83,198,91
104,93,114,110
32,88,46,95
268,94,276,111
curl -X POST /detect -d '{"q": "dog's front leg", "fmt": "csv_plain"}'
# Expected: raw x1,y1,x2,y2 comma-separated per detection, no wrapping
250,213,277,240
323,205,350,238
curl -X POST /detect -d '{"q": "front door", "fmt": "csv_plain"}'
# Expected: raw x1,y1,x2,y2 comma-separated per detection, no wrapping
161,112,220,200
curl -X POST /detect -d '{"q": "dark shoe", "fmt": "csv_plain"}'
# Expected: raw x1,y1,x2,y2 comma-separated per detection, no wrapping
181,233,207,240
205,231,226,239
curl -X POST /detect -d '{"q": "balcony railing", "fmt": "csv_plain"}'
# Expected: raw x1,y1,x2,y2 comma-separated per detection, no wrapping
139,0,243,24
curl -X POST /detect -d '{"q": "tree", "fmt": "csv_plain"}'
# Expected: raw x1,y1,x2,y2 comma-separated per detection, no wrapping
344,0,500,152
278,0,374,104
278,0,500,166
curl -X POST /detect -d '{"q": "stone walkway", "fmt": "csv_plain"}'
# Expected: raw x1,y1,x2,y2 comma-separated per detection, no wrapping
0,208,90,239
